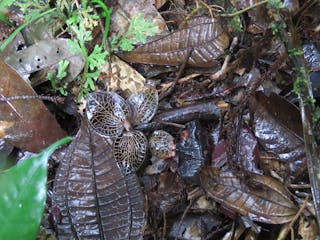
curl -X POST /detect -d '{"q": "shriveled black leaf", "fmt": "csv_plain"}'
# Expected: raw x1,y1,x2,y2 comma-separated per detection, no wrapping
86,91,131,137
118,17,229,67
249,92,306,179
52,119,145,239
201,167,298,224
177,121,208,185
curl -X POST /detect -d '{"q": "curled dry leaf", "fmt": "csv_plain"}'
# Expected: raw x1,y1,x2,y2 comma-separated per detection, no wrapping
99,56,146,97
118,17,229,67
4,38,85,84
0,60,66,152
113,130,147,175
127,87,158,125
52,119,145,239
200,167,298,224
86,91,131,137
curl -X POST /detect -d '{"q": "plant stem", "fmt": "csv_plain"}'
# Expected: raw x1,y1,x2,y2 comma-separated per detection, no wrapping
219,0,269,17
0,8,56,52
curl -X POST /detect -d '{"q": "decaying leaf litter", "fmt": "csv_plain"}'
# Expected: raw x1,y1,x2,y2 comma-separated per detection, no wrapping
0,0,320,239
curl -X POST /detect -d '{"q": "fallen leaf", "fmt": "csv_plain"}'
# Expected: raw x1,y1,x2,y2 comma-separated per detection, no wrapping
52,119,145,239
99,56,146,97
249,92,306,179
0,60,66,152
4,38,84,84
110,0,168,39
177,120,208,185
118,17,229,67
201,167,298,224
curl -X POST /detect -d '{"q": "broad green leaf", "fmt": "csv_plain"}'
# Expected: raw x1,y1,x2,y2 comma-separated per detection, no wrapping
0,136,71,240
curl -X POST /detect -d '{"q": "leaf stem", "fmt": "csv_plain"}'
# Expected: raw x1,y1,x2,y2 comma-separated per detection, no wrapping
219,0,269,17
0,8,56,52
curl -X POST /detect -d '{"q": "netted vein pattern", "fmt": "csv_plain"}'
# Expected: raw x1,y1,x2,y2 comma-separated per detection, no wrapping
127,88,158,125
113,130,147,175
149,130,175,159
86,91,131,137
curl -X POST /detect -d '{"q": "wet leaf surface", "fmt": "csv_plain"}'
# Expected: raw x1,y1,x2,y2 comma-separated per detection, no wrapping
86,91,131,137
0,137,71,240
118,17,229,67
0,60,66,152
52,119,145,239
127,87,158,125
249,92,306,179
113,130,147,174
200,167,298,224
4,38,84,84
177,120,208,185
168,213,223,239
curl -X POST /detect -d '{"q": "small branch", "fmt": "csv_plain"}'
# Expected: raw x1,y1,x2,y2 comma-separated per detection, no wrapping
277,195,310,240
219,0,269,17
209,37,238,85
159,48,193,100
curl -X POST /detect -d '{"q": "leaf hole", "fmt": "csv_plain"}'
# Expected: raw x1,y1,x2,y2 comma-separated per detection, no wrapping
17,44,25,51
19,58,22,63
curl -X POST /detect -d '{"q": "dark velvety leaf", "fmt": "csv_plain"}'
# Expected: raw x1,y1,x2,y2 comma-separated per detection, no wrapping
52,119,145,239
0,60,66,152
249,92,306,179
200,167,298,224
118,17,229,67
0,137,71,240
177,121,208,184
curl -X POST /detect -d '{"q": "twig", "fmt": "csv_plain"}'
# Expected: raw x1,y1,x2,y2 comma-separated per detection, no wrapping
0,95,65,105
209,37,238,86
159,48,193,100
160,73,201,92
135,100,220,131
174,199,194,240
277,195,310,240
155,120,185,129
162,211,167,239
219,0,269,17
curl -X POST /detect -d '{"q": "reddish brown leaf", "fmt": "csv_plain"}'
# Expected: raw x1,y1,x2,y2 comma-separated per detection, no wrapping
52,119,145,239
200,167,298,224
0,60,66,152
249,92,306,179
118,17,229,67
